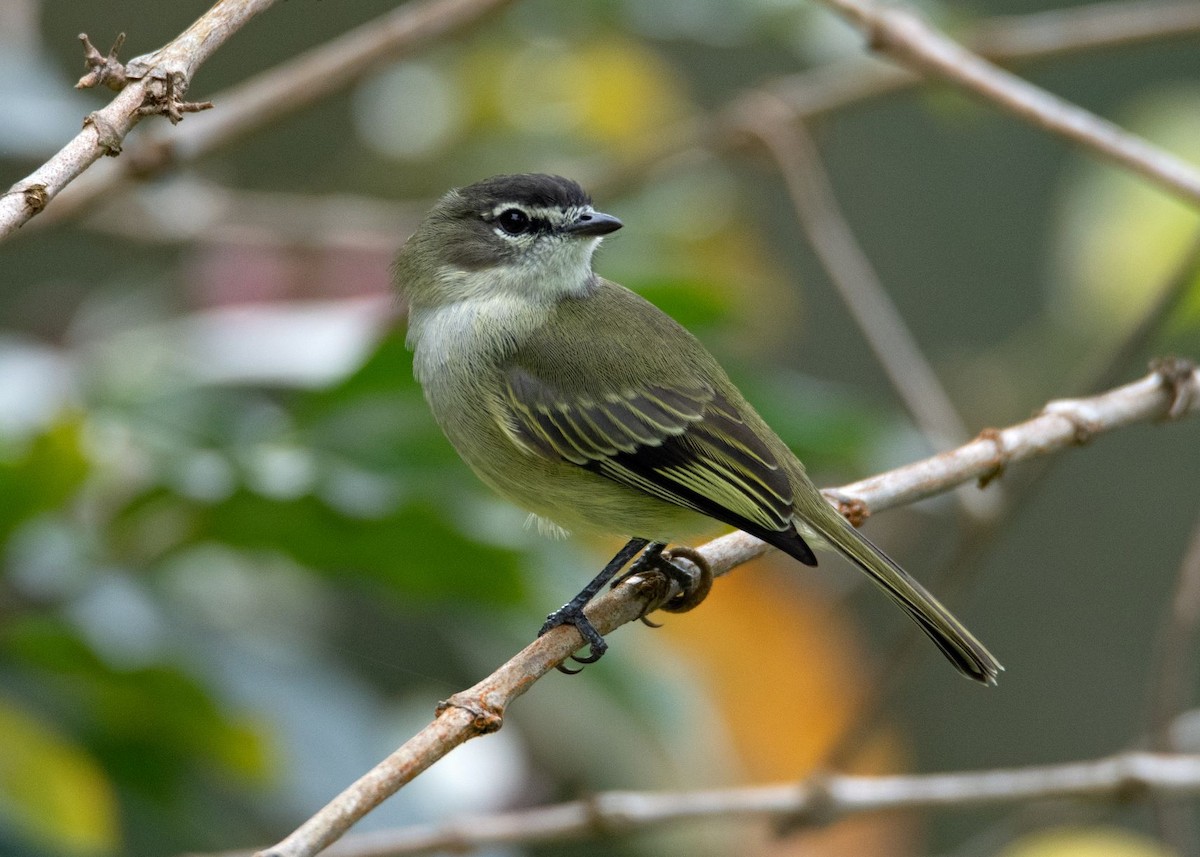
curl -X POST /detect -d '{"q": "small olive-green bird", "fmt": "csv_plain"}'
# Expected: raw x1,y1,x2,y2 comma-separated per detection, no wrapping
394,173,1001,684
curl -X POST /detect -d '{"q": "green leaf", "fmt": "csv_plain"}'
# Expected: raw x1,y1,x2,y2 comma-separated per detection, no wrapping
0,697,120,855
0,420,89,545
628,278,733,331
0,618,271,797
180,491,525,606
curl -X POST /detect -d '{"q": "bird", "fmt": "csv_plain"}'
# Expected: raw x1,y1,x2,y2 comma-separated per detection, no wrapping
393,173,1001,684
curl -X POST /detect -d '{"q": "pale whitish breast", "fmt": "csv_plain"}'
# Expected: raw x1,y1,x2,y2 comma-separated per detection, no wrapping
407,295,548,459
410,296,531,387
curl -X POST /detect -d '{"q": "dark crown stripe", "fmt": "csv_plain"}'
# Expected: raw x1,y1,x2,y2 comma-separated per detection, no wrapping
460,174,592,211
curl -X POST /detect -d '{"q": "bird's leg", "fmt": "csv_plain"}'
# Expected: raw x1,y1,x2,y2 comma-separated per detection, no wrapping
622,541,669,580
540,537,649,672
611,542,714,624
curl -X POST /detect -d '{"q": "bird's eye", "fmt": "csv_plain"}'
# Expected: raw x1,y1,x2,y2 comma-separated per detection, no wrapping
496,208,531,235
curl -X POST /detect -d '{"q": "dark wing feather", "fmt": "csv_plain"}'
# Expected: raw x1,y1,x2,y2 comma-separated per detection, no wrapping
501,366,817,565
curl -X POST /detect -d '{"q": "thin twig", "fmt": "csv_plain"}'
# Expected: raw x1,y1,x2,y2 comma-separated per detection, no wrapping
25,0,517,231
80,176,425,252
16,0,1200,235
740,105,998,520
969,0,1200,60
254,362,1200,857
1146,514,1200,851
0,0,278,239
814,0,1200,208
1149,517,1200,749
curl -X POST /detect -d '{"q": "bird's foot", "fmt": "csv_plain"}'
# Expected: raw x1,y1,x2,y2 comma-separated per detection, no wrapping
537,536,650,674
539,605,608,674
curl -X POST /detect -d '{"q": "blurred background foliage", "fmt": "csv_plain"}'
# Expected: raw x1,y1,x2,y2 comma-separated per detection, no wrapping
1,0,1199,855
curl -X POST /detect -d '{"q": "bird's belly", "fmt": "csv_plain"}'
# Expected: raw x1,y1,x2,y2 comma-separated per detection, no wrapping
426,387,711,540
494,463,716,541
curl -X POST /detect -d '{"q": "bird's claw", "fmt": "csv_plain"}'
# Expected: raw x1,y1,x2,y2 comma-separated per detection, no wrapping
540,605,609,673
537,539,712,674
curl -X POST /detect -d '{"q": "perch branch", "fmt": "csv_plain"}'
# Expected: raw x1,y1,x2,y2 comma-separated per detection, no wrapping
256,360,1200,857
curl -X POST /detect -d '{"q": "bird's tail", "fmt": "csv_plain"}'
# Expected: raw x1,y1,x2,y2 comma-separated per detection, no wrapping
804,509,1003,685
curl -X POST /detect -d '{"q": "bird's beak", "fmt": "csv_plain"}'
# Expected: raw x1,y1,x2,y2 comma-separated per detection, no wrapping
563,210,623,237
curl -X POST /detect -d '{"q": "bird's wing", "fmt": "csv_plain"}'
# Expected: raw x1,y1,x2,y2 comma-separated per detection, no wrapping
498,365,815,562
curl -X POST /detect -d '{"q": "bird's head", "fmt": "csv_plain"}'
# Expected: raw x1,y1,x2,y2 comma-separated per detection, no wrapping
394,174,622,309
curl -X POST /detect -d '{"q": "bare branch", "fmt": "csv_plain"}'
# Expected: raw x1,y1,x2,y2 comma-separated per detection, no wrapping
27,0,517,231
0,0,277,239
764,0,1200,129
233,751,1200,857
813,0,1200,208
21,0,1200,234
255,361,1200,857
596,0,1200,199
80,176,424,252
76,32,128,91
173,0,518,163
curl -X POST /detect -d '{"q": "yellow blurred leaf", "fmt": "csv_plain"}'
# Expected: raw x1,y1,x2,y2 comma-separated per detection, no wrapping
1166,269,1200,336
1053,86,1200,330
213,717,275,782
998,826,1175,857
0,698,119,854
465,35,689,153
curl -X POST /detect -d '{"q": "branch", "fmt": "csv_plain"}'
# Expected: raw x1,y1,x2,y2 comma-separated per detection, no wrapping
813,0,1200,208
79,176,424,252
256,360,1200,857
742,108,999,520
20,0,1200,234
1147,514,1200,851
0,0,278,239
251,750,1200,856
596,0,1200,199
969,0,1200,60
25,0,517,231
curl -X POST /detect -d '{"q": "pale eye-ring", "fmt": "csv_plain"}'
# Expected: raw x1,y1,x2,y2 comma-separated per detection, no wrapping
496,208,531,235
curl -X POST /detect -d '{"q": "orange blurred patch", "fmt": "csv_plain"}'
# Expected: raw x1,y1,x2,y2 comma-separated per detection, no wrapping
659,555,917,857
